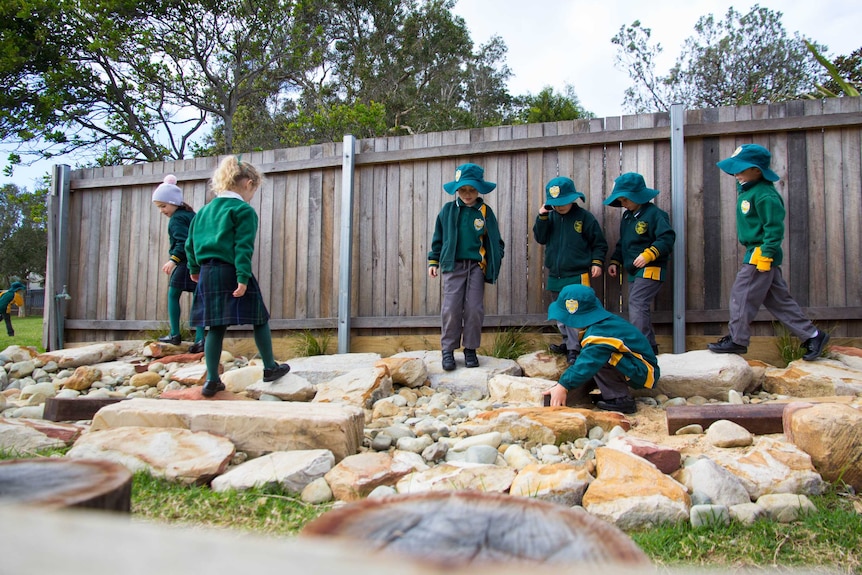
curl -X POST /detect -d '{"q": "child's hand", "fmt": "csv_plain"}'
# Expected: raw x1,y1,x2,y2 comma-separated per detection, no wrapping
190,274,199,282
233,283,247,297
590,264,603,278
607,263,619,278
162,260,177,275
539,204,551,215
756,256,773,272
543,384,568,407
428,266,438,278
633,255,647,268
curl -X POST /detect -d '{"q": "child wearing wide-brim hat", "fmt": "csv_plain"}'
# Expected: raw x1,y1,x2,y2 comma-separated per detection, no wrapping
543,284,659,414
708,144,829,360
533,176,607,360
428,163,505,372
604,173,675,354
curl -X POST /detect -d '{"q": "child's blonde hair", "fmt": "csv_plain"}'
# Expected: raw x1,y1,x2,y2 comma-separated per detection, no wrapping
210,156,263,194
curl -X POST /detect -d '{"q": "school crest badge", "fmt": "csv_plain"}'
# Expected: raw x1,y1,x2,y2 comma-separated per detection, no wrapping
740,200,751,214
549,185,561,198
731,146,743,157
565,299,579,314
573,220,583,233
455,169,462,181
473,218,485,231
635,221,649,234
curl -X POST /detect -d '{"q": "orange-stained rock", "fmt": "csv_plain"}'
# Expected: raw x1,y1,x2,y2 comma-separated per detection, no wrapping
784,402,862,491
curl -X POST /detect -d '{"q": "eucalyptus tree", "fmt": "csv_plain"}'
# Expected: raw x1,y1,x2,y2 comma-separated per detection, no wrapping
612,5,828,113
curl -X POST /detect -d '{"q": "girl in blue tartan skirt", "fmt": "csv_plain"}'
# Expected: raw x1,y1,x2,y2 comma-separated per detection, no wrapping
185,156,290,397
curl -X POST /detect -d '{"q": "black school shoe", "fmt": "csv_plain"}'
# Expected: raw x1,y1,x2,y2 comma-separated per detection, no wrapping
263,363,291,382
464,348,479,368
802,331,830,361
596,396,637,414
201,379,225,397
566,350,578,365
441,350,456,371
549,342,568,355
707,335,748,355
188,340,205,354
158,334,182,345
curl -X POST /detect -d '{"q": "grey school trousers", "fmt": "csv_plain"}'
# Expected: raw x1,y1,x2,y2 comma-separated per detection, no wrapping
562,326,633,401
628,277,663,348
729,264,816,346
441,260,485,351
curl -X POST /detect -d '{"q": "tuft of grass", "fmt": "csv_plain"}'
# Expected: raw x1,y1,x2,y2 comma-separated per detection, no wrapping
630,485,861,573
774,322,832,366
143,321,193,343
0,315,46,352
290,329,333,357
132,472,330,536
481,327,532,360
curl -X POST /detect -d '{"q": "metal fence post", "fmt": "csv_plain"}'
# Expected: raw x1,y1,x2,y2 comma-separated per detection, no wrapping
45,165,72,351
670,104,686,353
337,135,356,354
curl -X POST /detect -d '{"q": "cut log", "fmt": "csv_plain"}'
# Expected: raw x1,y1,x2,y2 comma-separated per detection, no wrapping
0,458,132,512
666,403,786,435
43,397,125,422
302,491,650,567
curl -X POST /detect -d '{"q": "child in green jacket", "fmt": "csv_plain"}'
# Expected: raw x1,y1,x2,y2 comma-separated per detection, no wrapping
533,176,607,361
186,156,290,397
707,144,829,360
0,282,26,337
428,163,505,371
605,173,675,354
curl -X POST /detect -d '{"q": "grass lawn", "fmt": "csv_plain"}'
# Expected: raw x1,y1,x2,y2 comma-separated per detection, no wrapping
0,315,45,352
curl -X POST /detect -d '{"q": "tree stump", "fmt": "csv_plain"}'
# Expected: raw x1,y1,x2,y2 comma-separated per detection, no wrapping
0,459,132,512
302,490,650,567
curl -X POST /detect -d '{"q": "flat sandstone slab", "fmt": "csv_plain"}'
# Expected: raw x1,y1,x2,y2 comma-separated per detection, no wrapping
91,398,364,461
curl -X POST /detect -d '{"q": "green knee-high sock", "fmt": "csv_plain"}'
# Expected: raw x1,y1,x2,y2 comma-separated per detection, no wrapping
205,325,227,381
167,286,183,336
194,326,206,342
253,323,277,369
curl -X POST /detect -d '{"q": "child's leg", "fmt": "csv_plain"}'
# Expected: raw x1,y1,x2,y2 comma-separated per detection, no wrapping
189,291,205,343
460,262,485,350
167,286,183,336
728,265,773,346
760,267,817,341
204,325,227,381
252,322,277,369
441,263,469,351
628,278,662,347
2,312,13,336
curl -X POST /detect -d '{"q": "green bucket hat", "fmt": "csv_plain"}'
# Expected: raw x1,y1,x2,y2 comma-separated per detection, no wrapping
544,177,585,207
443,163,497,195
716,144,780,182
548,284,612,329
603,173,659,207
8,281,25,292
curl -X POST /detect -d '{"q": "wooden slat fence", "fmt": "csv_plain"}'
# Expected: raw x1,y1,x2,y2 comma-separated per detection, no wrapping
54,97,862,344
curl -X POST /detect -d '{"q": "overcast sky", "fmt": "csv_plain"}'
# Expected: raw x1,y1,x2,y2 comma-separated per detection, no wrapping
451,0,860,117
3,0,859,191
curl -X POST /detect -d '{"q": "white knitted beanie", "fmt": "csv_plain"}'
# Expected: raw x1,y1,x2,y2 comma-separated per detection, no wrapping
152,175,183,206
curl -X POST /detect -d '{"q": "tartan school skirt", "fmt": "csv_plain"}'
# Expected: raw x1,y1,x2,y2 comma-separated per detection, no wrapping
168,262,198,292
189,260,270,327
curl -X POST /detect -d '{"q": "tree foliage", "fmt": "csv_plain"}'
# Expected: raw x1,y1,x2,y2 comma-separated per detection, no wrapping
613,5,828,113
513,85,593,124
0,183,47,283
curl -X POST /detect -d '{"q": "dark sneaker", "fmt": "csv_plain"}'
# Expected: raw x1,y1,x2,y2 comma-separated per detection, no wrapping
802,331,830,361
566,350,578,365
201,380,225,397
707,335,748,355
549,342,568,355
263,363,291,382
188,340,205,354
596,396,637,414
441,350,456,371
464,348,479,368
158,334,182,345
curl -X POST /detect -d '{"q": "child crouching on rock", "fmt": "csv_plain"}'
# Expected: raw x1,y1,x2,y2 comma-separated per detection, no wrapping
543,284,659,414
